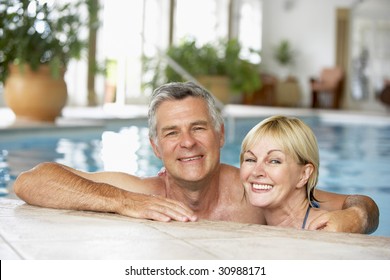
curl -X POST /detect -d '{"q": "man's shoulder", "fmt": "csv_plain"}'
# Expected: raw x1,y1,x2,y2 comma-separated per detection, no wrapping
220,163,240,182
115,174,166,196
220,163,239,173
219,164,241,191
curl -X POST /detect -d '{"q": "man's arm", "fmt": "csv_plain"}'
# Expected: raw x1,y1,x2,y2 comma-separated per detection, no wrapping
13,162,196,222
342,195,379,234
310,190,379,234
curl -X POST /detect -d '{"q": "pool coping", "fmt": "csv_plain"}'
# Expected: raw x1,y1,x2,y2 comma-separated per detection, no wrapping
1,197,390,260
1,105,389,131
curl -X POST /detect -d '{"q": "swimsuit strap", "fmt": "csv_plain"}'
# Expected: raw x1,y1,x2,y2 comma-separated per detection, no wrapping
302,205,311,229
302,201,320,229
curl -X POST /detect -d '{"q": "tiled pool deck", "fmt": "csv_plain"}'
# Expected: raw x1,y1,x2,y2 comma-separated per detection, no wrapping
1,198,389,260
1,105,390,260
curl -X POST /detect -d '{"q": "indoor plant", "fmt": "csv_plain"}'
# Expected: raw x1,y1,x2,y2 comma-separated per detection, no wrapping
273,39,295,79
142,38,262,104
0,0,93,121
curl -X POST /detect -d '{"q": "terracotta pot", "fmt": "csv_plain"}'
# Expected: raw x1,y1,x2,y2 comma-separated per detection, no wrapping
4,64,68,122
197,75,231,104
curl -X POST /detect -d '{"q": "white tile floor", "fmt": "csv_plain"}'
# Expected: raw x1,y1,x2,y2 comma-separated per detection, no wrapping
1,105,390,260
1,198,389,260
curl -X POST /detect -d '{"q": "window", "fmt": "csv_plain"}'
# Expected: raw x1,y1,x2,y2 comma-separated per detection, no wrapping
66,0,262,106
174,0,229,45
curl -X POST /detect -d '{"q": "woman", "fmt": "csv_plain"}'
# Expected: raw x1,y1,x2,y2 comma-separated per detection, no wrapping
240,115,328,230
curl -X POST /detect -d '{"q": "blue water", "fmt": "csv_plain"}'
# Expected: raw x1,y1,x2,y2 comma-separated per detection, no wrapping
0,116,389,237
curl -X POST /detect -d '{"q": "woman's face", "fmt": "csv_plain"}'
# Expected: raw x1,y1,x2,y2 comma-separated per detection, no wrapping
240,135,310,209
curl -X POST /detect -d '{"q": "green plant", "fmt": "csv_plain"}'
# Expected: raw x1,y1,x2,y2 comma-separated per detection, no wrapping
0,0,94,84
273,39,295,66
142,38,262,95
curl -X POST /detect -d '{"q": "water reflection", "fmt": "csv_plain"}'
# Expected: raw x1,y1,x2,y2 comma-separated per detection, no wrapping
0,119,389,236
101,127,141,174
314,124,390,190
55,138,102,172
0,150,10,196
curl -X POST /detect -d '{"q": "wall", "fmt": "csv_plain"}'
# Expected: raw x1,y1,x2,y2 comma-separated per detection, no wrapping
261,0,389,112
2,0,388,112
347,0,390,111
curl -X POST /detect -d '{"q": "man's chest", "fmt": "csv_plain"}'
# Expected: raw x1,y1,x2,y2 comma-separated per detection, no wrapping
205,199,263,224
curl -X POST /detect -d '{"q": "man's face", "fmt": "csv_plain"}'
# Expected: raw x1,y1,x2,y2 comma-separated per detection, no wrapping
150,97,224,184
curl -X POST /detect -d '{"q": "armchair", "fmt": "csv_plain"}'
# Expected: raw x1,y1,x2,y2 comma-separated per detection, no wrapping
379,80,390,110
310,67,344,109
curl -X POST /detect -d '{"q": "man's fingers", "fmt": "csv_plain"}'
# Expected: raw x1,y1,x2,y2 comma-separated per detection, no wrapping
308,212,340,232
148,196,198,222
121,193,198,222
308,214,328,230
158,196,198,221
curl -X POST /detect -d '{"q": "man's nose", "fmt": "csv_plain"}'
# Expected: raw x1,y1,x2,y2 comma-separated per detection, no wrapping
179,131,196,148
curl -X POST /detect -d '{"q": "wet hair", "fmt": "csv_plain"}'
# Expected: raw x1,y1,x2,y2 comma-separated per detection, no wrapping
148,81,224,141
240,115,320,204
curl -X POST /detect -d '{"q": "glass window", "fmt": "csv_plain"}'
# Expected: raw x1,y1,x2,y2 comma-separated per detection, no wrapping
174,0,229,45
67,0,262,105
236,0,262,63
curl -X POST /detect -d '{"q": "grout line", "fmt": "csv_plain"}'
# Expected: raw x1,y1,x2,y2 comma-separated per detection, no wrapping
146,223,220,258
0,229,26,260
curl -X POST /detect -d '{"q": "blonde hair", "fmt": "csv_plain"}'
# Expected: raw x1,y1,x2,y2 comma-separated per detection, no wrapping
240,115,320,204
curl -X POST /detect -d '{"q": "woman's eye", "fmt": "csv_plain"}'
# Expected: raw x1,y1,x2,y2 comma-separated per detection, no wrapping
269,159,281,164
244,158,256,163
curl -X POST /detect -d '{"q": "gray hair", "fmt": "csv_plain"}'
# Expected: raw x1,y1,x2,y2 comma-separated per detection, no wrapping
148,81,224,141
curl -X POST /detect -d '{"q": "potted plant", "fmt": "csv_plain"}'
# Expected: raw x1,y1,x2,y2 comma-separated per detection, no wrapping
142,38,262,104
0,0,95,122
273,39,295,79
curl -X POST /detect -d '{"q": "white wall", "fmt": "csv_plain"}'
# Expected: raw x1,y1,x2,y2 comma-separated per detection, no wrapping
261,0,389,112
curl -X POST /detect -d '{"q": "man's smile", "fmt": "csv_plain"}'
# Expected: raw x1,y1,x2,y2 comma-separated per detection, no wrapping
179,155,203,162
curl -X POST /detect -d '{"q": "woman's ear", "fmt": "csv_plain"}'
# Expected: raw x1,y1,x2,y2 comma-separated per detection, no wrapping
297,163,314,189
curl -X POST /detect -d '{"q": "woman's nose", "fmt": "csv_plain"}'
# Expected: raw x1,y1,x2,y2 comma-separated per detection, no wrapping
252,162,266,177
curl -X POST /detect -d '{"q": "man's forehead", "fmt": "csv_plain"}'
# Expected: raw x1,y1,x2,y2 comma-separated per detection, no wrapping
155,98,212,127
156,97,209,114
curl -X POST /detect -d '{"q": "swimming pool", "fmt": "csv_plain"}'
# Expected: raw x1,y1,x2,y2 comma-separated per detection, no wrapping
1,115,389,237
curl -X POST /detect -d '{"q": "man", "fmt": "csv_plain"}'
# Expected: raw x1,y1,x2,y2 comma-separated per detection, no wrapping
14,82,379,233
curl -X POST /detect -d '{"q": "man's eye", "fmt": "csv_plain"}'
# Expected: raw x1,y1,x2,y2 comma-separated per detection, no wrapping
165,131,177,137
193,126,206,131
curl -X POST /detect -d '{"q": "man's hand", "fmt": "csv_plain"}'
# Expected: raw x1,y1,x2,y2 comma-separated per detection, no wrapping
308,208,362,232
117,192,198,222
308,194,379,234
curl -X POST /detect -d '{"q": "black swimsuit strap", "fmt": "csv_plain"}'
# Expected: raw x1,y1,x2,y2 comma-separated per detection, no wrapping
302,201,320,229
302,205,311,229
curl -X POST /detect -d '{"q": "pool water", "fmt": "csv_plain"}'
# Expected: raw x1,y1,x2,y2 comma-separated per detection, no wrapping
1,116,389,237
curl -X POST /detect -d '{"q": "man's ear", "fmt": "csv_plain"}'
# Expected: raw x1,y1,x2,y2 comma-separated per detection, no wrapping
150,138,161,159
219,124,225,148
